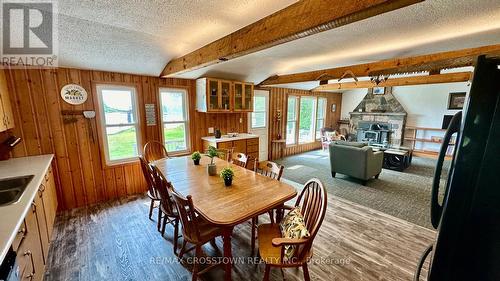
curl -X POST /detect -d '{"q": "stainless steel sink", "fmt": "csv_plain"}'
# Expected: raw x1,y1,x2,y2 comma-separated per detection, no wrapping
0,175,34,206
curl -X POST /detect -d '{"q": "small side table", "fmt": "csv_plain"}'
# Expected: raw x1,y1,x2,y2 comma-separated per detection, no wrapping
271,139,286,160
371,146,412,171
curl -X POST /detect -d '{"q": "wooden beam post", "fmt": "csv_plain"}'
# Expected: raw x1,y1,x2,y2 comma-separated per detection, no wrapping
260,44,500,86
160,0,423,77
311,72,472,91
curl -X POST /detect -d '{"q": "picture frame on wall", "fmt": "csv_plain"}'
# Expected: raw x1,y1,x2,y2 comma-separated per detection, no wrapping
448,92,466,109
331,104,336,112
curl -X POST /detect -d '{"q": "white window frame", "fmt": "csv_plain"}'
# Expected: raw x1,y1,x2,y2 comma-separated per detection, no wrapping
298,96,317,144
286,95,299,145
96,84,141,166
159,87,190,155
315,97,327,140
251,94,267,129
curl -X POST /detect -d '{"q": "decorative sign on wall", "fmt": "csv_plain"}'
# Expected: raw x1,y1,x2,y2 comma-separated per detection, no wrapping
145,104,156,126
60,84,88,105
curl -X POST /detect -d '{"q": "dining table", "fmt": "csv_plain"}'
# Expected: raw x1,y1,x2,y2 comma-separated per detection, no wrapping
154,155,297,281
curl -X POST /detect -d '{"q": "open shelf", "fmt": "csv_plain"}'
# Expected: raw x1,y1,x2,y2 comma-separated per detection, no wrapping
404,137,455,145
404,127,455,158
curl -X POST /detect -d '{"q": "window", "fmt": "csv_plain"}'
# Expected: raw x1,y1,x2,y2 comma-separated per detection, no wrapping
298,96,317,143
315,98,327,140
96,85,140,165
286,96,298,145
251,95,266,128
159,88,190,154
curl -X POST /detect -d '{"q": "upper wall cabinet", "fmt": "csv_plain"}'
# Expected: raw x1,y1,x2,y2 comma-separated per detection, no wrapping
0,69,15,132
196,78,254,113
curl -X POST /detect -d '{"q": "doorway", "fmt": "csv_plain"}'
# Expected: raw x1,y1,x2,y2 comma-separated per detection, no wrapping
248,89,269,161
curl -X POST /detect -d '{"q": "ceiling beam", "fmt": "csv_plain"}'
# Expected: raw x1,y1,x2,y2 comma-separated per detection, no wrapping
312,72,472,91
260,44,500,86
160,0,423,77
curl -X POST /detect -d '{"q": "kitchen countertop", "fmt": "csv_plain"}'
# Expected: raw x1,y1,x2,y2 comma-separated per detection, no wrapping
201,133,259,143
0,154,54,263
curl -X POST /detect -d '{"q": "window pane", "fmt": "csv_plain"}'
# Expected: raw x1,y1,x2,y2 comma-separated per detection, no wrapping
286,121,296,145
287,97,296,121
254,96,265,111
102,89,135,125
164,123,187,152
299,97,316,143
106,126,139,160
160,91,185,122
316,119,324,139
317,98,326,119
252,112,266,128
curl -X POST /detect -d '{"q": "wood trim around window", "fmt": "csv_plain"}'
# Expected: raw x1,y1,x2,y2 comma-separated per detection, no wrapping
93,82,142,167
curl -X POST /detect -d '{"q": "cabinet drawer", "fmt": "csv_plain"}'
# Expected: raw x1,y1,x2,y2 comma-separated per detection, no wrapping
247,138,259,146
217,141,233,149
247,144,259,153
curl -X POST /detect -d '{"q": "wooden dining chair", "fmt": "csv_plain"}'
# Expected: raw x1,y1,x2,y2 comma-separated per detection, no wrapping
144,140,169,163
151,165,180,255
139,155,161,222
250,160,285,255
171,191,223,281
205,147,233,162
231,152,250,168
258,178,327,281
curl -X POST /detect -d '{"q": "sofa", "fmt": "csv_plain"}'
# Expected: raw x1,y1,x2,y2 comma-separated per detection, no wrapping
329,141,383,185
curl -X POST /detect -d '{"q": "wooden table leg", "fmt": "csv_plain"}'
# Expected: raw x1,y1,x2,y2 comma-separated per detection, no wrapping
222,226,234,281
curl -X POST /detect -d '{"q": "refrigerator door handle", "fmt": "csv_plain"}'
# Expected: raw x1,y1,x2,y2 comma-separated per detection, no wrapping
431,111,462,229
414,244,434,281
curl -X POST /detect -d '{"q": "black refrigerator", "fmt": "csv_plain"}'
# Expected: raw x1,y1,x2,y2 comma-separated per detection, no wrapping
414,55,500,281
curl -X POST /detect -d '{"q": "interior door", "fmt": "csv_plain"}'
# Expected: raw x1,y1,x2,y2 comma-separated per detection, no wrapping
248,90,269,161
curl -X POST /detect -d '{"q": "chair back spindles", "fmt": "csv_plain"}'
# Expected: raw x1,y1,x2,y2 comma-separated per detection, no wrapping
231,152,249,168
139,155,159,199
293,179,327,260
255,161,284,180
144,141,169,163
171,192,201,242
151,165,177,217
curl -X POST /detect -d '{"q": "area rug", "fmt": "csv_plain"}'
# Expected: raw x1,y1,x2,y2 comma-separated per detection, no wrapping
277,149,450,229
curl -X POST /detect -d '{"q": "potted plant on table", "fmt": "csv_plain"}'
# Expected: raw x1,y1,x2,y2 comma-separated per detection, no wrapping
220,167,234,187
206,146,219,176
191,151,201,165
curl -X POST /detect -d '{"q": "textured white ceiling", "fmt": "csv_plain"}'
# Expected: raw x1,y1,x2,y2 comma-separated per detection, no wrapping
56,0,500,89
57,0,296,75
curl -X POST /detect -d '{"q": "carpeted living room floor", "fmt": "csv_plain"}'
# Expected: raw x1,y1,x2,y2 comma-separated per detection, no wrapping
277,149,450,229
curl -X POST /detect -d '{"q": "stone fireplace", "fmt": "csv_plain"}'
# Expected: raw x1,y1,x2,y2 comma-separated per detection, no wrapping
349,87,407,146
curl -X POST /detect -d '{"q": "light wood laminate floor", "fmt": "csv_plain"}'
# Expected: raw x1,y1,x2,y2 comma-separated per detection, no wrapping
44,186,435,281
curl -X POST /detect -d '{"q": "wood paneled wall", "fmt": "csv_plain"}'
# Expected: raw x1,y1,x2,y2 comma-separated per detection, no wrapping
266,87,342,160
2,67,244,210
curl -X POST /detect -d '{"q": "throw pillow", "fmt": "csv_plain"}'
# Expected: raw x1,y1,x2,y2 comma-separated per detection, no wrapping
279,207,310,261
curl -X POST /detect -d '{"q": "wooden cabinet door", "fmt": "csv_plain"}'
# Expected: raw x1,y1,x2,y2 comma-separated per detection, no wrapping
233,140,246,154
42,167,57,240
233,82,244,111
34,189,50,264
244,84,254,112
207,79,219,111
220,80,232,111
0,69,14,131
22,204,45,281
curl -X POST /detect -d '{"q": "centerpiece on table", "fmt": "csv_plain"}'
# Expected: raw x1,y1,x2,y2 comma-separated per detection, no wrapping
220,167,234,187
191,151,201,165
206,146,219,176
